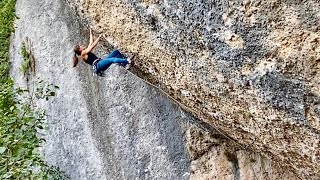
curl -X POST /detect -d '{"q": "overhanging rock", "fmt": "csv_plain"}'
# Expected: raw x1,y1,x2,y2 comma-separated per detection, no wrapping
9,0,320,179
65,0,320,178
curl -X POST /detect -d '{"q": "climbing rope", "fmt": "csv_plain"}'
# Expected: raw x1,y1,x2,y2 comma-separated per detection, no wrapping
91,29,252,151
125,67,252,152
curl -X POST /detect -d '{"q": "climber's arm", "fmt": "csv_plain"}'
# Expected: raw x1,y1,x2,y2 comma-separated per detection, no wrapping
82,34,103,56
89,28,93,46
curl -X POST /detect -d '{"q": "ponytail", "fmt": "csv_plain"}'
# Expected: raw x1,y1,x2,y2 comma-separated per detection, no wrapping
73,53,79,67
73,45,81,67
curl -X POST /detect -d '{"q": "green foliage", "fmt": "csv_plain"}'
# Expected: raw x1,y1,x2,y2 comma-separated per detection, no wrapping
0,0,68,179
20,42,32,77
20,38,35,79
0,0,16,84
0,79,67,179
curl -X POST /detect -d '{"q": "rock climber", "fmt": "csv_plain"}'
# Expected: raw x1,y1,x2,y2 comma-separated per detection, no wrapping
72,28,134,76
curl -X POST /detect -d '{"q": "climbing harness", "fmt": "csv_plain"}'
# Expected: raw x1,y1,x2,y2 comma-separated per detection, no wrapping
92,58,106,77
88,29,251,152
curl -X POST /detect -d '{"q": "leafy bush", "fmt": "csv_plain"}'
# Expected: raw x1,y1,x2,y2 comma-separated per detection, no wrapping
0,0,69,179
0,79,68,179
0,0,16,84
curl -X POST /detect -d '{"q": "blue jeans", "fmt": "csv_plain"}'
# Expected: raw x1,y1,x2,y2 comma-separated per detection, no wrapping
96,50,128,72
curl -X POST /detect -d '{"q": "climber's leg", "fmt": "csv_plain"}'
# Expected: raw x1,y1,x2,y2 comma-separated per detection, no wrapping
96,57,129,72
106,50,124,59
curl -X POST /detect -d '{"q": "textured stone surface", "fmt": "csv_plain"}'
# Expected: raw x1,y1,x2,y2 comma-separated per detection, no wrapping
63,0,320,178
187,126,298,180
9,0,318,179
10,0,191,179
10,0,107,179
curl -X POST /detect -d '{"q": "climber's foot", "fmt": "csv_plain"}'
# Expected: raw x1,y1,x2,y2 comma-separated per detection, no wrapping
125,64,131,70
128,54,135,66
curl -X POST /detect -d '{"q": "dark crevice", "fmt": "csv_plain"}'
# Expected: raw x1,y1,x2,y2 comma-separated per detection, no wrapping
225,151,240,180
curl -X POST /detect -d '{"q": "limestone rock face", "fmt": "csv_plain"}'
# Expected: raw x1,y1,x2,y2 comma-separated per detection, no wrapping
10,0,319,179
64,0,320,178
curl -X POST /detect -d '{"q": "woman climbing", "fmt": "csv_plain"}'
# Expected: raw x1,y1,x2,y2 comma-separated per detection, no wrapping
73,28,134,76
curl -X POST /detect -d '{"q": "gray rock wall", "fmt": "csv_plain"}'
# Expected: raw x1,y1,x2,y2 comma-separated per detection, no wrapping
80,66,191,179
9,0,315,179
65,0,320,178
10,0,107,179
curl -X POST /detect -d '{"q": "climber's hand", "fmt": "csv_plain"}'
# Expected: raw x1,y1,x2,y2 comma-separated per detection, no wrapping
89,28,93,45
